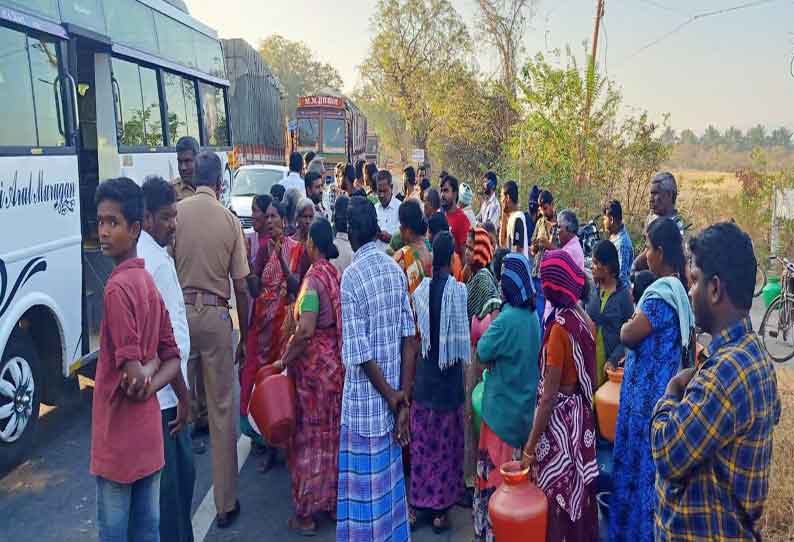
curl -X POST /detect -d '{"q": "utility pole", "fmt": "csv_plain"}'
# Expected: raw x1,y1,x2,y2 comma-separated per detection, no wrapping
578,0,605,188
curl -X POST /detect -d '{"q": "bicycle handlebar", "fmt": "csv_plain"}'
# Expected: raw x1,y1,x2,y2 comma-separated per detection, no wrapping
770,255,794,274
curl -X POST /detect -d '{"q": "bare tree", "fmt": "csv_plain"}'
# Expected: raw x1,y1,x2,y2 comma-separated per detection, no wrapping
476,0,537,100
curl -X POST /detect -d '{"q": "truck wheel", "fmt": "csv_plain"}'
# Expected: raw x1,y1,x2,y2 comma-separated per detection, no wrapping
0,331,42,472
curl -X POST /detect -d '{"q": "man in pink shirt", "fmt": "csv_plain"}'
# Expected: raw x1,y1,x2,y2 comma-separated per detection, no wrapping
543,209,585,322
91,177,188,541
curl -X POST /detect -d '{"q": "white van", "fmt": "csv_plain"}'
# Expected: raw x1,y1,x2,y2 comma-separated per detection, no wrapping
0,0,231,469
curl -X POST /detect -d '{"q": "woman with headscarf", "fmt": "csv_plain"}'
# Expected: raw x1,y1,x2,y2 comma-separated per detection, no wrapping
473,253,541,542
408,232,470,533
521,249,599,542
608,217,694,542
243,197,304,470
394,199,432,293
274,218,345,536
462,227,500,494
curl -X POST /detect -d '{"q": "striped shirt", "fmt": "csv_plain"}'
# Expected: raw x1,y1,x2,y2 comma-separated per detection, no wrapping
610,225,634,285
651,317,781,542
340,241,416,437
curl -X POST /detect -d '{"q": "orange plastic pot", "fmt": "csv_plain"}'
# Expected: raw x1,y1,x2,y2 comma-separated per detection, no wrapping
594,366,623,443
248,371,296,448
489,461,548,542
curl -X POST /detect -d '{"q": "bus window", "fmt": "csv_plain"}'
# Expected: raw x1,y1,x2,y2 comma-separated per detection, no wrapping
0,26,65,149
154,12,198,71
164,72,200,143
195,34,226,79
113,58,164,147
0,27,37,147
106,0,159,55
29,37,65,147
297,118,319,150
3,0,59,20
199,82,228,147
323,118,345,154
60,0,107,35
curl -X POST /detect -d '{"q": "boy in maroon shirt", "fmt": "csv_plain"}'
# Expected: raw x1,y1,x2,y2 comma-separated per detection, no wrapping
91,177,187,542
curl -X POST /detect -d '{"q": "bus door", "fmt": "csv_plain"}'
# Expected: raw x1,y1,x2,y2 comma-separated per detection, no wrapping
66,32,119,355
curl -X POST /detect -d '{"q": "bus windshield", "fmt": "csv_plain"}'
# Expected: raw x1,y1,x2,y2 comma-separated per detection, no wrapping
323,118,345,153
298,118,319,149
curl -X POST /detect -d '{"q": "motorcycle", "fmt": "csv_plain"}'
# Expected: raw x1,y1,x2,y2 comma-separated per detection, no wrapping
578,216,602,270
578,216,602,307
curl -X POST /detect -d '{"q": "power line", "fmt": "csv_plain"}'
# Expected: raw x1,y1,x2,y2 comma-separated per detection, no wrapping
637,0,689,16
620,0,779,64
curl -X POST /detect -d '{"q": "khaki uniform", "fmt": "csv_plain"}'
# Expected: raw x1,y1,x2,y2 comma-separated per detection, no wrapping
171,177,202,420
172,177,197,202
174,186,249,514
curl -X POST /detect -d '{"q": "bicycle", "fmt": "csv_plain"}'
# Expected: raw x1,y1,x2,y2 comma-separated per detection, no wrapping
759,255,794,362
754,261,767,298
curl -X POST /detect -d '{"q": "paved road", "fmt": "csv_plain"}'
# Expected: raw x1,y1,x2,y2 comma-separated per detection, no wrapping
0,296,777,541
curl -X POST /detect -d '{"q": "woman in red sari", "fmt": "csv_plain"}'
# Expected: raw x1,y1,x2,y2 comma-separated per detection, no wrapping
241,196,304,463
274,218,344,536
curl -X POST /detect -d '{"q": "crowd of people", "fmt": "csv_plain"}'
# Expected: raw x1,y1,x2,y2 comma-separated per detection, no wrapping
90,137,781,542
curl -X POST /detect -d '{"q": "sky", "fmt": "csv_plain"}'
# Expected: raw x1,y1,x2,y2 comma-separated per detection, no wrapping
186,0,794,134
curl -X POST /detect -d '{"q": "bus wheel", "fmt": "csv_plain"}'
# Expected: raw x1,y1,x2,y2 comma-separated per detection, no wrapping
0,331,42,472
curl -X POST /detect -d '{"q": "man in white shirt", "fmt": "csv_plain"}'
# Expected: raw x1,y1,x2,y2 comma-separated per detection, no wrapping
477,170,501,232
280,151,306,197
139,176,194,542
375,169,401,251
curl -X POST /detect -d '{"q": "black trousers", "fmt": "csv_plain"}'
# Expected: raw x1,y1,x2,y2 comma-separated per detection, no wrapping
160,407,196,542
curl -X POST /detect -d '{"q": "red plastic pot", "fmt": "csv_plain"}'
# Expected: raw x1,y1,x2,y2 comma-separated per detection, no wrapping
489,461,548,542
248,369,296,448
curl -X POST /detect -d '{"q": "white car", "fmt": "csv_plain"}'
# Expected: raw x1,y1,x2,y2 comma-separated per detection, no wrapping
229,165,289,231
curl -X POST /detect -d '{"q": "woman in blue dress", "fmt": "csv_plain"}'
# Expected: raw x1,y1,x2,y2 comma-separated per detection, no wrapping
608,218,695,542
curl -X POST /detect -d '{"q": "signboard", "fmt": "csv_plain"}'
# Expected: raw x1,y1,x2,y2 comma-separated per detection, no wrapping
412,148,425,163
299,95,344,108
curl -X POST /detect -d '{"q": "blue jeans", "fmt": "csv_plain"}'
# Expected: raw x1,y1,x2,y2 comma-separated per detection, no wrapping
96,471,161,542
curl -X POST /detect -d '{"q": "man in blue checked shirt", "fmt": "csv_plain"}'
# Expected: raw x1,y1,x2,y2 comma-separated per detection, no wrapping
651,222,780,542
603,200,633,285
336,196,416,542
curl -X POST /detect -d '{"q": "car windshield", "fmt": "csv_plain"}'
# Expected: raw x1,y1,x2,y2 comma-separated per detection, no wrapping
231,169,284,196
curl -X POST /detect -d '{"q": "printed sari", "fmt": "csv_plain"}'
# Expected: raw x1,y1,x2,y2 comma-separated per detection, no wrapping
533,307,599,542
394,243,432,294
240,236,303,422
287,258,345,517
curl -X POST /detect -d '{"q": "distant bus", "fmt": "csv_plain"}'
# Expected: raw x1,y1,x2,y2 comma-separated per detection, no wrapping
0,0,231,469
365,134,380,165
291,93,367,184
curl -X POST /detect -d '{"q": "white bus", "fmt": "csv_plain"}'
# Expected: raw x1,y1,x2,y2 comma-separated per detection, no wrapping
0,0,232,469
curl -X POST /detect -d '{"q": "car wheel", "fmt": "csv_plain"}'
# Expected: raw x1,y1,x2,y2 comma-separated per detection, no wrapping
0,331,42,472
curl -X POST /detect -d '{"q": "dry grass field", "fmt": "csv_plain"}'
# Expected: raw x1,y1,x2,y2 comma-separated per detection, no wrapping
763,367,794,542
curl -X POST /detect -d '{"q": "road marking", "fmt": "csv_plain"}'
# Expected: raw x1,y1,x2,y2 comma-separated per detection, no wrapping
192,435,252,542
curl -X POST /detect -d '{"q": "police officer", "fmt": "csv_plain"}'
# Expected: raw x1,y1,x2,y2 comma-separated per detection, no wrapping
173,151,249,528
172,136,200,202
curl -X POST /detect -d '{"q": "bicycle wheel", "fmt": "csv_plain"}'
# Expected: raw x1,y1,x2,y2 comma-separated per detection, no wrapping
759,295,794,363
754,263,766,298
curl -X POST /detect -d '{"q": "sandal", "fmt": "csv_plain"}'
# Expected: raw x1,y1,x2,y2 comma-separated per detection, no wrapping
408,507,417,531
288,516,317,537
432,513,450,534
